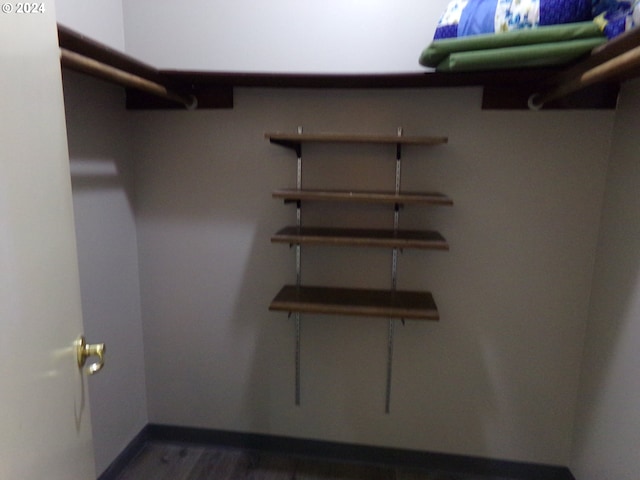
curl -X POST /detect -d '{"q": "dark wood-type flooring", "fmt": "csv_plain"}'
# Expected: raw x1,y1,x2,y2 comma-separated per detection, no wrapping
114,441,517,480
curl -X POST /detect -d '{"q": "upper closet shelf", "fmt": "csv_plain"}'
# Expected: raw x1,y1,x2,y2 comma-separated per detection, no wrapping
58,23,640,110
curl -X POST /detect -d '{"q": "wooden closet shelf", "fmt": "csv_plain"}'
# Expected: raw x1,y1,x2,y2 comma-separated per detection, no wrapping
266,126,448,408
269,285,439,320
272,226,449,250
273,189,453,206
60,23,640,110
265,132,448,149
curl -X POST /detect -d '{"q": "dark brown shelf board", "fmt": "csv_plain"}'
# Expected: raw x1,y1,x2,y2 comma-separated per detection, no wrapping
269,285,439,320
544,25,640,88
273,189,453,206
265,132,448,147
481,81,619,109
272,226,449,250
58,23,637,110
56,23,554,96
58,24,166,85
161,69,557,89
488,27,640,109
57,24,232,109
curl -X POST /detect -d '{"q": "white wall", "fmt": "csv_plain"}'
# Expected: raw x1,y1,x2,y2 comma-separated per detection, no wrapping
123,0,449,72
62,71,148,476
132,87,612,466
570,79,640,480
56,0,126,52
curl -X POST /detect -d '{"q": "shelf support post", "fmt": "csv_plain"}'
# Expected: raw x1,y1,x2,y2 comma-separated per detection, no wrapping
294,126,303,406
385,127,403,414
385,318,395,414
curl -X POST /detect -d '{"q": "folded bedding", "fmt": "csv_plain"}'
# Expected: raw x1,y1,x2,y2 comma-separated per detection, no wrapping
434,37,606,71
418,0,639,71
593,0,640,39
434,0,592,39
420,21,603,67
433,0,639,40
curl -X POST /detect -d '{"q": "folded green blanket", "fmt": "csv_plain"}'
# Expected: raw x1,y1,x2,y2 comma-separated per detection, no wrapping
420,21,603,68
435,37,606,72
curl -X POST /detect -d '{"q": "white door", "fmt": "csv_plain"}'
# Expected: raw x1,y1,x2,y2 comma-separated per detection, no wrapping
0,3,97,479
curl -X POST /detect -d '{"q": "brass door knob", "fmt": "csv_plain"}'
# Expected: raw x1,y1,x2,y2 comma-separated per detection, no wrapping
76,335,105,375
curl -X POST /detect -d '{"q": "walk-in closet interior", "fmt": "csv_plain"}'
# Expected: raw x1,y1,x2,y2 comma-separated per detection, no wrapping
4,1,639,479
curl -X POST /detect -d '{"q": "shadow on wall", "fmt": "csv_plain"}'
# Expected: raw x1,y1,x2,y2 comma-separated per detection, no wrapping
63,71,135,210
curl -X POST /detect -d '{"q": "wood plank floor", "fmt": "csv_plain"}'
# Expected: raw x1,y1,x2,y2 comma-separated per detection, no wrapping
113,442,516,480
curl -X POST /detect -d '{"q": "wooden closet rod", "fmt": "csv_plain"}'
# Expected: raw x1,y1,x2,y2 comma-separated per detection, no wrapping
529,43,640,109
60,48,198,110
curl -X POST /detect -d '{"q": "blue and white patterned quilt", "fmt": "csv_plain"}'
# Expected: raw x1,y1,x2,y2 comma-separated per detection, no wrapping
434,0,640,40
592,0,640,38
